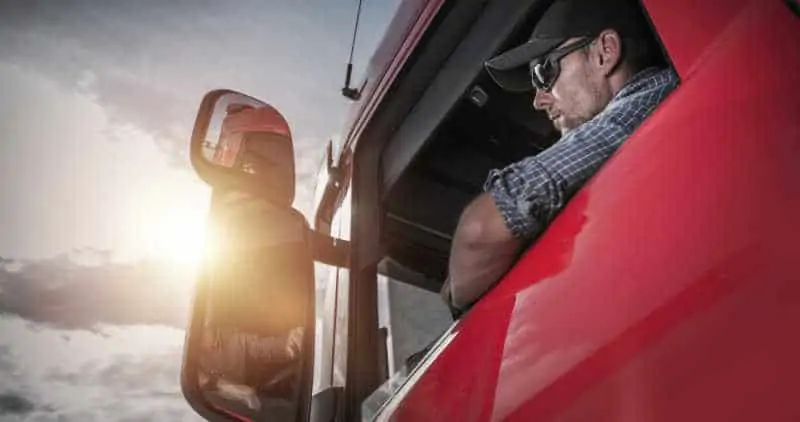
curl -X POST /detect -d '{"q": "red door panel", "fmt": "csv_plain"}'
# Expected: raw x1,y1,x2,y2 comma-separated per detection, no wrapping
642,0,750,77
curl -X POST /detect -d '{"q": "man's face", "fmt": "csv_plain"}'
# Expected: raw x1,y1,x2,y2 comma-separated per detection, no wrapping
531,37,610,135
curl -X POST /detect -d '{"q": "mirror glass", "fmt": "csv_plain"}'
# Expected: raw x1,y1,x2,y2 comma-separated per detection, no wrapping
195,92,295,207
185,189,315,421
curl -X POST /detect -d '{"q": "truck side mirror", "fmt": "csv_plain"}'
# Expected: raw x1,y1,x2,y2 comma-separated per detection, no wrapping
182,91,314,422
190,90,296,208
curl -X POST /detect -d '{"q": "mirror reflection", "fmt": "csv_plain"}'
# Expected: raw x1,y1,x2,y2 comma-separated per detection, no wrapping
200,93,295,206
192,192,314,421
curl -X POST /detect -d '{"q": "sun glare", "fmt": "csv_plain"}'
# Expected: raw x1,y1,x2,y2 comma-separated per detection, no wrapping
144,208,209,270
131,182,213,273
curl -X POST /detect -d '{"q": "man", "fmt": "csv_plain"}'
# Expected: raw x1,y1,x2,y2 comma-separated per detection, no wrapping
441,0,679,313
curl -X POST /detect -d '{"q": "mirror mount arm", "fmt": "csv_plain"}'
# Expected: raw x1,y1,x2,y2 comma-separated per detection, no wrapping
310,230,350,267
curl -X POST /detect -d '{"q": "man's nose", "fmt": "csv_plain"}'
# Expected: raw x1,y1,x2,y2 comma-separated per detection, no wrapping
532,89,552,111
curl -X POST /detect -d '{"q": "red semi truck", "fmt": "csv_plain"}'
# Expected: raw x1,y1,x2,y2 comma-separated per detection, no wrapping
180,0,800,421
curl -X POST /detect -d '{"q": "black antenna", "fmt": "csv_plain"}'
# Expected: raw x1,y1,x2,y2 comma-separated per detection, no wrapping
341,0,363,100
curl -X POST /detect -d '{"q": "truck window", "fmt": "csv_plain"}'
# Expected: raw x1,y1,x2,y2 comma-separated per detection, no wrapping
378,0,674,298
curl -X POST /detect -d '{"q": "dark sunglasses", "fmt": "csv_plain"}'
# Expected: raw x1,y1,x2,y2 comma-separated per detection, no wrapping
529,37,596,92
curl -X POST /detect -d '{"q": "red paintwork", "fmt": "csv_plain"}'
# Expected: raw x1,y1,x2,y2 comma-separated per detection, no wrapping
642,0,752,77
384,0,800,420
215,406,252,422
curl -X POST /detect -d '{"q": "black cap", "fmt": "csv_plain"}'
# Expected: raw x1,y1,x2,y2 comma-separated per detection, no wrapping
485,0,651,92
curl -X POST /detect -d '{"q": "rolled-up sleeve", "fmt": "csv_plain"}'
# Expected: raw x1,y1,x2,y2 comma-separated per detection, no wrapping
484,118,626,239
482,67,678,240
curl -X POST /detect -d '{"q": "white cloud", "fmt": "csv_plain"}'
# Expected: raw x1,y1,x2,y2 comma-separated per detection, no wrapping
0,316,200,421
0,255,193,330
0,0,401,165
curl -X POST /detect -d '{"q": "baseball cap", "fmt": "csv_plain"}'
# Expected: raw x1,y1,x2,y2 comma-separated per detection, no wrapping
485,0,651,92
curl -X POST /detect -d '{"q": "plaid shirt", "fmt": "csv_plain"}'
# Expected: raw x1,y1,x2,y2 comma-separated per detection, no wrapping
484,67,679,239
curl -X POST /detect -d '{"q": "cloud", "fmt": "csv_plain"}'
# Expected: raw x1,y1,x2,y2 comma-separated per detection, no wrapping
0,253,192,330
0,247,330,335
0,61,212,260
0,0,400,170
0,0,403,260
0,392,35,416
0,316,200,421
0,253,326,421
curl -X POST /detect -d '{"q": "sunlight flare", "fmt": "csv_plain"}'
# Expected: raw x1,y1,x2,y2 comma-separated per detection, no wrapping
144,208,208,268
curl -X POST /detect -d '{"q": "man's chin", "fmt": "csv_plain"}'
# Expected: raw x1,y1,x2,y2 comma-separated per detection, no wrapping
552,117,570,135
556,120,578,135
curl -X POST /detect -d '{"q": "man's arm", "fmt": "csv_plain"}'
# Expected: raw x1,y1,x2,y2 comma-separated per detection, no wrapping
441,70,678,312
442,193,523,310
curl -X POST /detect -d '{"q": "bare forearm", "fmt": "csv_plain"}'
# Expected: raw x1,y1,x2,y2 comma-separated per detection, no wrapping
446,193,522,309
448,235,520,309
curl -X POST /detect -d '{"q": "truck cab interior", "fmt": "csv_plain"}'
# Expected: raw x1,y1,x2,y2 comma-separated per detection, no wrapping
380,65,559,290
369,0,555,294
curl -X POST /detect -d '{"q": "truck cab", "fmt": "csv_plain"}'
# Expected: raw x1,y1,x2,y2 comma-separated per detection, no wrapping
180,0,800,421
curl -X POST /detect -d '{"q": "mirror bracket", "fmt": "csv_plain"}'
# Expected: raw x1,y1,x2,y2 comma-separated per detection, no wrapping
315,139,347,233
311,230,350,267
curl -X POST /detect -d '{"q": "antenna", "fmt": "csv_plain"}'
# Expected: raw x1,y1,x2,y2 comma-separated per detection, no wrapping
341,0,363,100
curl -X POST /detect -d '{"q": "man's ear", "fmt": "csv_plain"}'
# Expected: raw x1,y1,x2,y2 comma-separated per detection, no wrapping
594,29,623,76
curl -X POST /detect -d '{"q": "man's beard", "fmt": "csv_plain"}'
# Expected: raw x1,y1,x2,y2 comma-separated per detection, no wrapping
556,113,593,135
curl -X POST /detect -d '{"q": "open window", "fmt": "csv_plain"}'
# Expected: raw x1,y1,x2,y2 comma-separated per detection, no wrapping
376,0,674,293
380,67,559,287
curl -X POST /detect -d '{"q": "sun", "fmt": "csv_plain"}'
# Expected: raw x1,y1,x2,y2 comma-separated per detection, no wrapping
125,171,215,274
144,208,209,270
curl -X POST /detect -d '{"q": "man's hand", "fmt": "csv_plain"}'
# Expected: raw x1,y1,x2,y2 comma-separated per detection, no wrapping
444,193,522,311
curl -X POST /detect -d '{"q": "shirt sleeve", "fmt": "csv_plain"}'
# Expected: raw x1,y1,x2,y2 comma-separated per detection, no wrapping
483,67,678,240
483,116,628,239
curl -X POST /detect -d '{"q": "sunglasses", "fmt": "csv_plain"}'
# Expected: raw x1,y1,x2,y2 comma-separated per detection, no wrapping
529,37,596,92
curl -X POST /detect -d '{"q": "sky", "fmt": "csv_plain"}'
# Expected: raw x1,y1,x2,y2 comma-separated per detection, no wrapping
0,0,400,419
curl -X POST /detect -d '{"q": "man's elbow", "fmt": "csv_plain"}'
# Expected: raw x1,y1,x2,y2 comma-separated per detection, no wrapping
446,193,521,309
457,193,515,247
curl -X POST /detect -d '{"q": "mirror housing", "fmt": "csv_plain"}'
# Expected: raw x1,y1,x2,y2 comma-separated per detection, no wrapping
181,191,316,422
190,90,295,208
182,91,319,422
